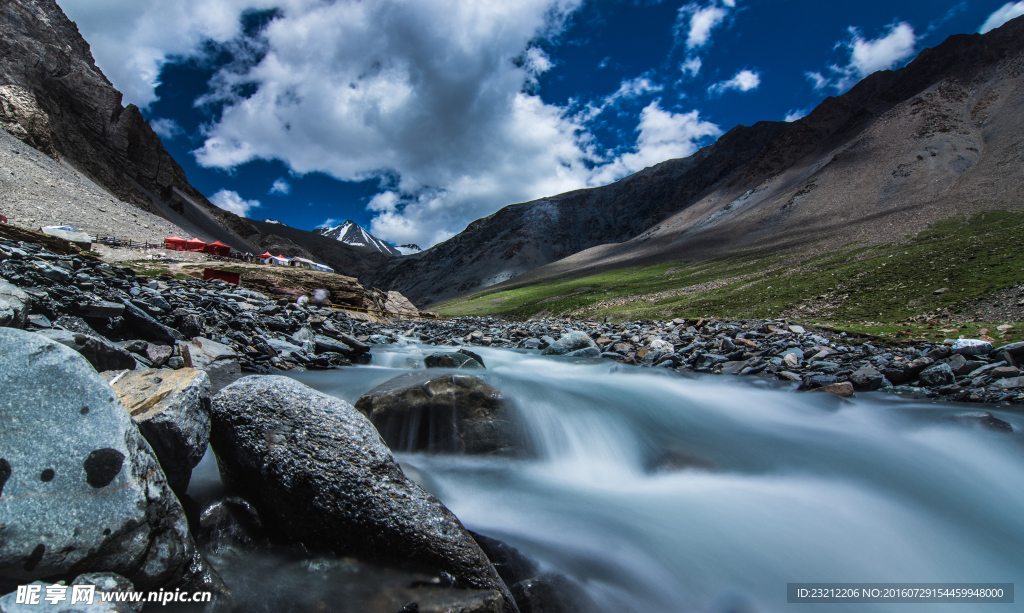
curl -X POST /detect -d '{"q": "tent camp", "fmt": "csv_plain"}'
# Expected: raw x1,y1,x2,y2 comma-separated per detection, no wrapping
314,263,334,273
288,257,317,270
41,225,92,248
265,254,289,265
203,241,230,257
185,238,207,252
164,236,187,250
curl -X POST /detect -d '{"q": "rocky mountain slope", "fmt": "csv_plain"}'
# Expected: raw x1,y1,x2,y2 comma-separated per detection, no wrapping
0,0,389,280
366,16,1024,307
317,220,401,256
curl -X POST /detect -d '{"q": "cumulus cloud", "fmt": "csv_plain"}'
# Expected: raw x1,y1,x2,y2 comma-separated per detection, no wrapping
209,189,261,217
783,109,809,122
269,177,290,195
979,1,1024,33
62,0,724,248
149,117,183,140
315,218,338,229
680,56,702,78
708,69,760,96
677,3,729,50
809,21,917,93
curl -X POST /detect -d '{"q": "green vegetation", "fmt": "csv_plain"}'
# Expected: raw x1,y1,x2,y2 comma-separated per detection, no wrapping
435,210,1024,333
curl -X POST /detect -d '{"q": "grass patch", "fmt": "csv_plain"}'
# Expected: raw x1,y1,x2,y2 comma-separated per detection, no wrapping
434,210,1024,324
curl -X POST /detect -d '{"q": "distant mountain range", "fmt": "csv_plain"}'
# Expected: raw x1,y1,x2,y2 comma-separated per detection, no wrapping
317,220,401,256
364,15,1024,306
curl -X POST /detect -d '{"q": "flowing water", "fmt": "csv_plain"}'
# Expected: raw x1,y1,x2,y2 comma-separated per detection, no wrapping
226,343,1023,612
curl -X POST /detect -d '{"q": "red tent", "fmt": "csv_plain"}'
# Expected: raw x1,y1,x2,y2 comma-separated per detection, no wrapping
185,237,207,252
164,235,187,250
257,251,273,258
203,241,230,257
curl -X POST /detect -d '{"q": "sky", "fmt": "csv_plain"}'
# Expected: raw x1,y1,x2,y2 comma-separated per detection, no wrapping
57,0,1024,251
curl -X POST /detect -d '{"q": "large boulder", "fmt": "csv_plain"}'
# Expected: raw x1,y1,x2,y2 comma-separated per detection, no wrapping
0,328,227,602
111,368,212,494
185,337,241,394
849,366,888,391
355,372,524,455
384,290,418,316
209,376,517,610
118,298,183,344
540,331,597,356
35,328,137,372
0,278,31,329
919,363,956,387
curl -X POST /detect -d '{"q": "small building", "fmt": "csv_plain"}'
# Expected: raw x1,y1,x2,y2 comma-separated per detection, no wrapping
203,240,231,257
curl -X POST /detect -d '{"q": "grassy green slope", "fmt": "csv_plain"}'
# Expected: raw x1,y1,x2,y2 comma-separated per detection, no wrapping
435,210,1024,340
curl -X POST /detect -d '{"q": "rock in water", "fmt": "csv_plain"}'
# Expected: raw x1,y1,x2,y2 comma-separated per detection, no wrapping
355,372,525,455
0,328,228,602
209,376,517,610
424,352,485,369
185,337,242,394
540,331,597,356
111,368,212,494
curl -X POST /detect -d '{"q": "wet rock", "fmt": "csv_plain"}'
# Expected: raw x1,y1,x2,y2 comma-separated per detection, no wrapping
458,348,486,368
919,363,956,387
355,372,524,456
801,374,838,389
903,356,935,379
813,382,855,397
0,328,227,599
111,368,211,494
941,354,974,376
179,313,205,339
71,572,141,612
313,334,352,355
510,573,598,613
564,347,600,358
196,496,268,554
424,352,484,369
950,412,1012,432
989,366,1020,379
35,328,137,372
76,300,125,319
993,376,1024,390
469,532,538,589
210,376,515,609
540,331,597,356
144,343,173,367
849,366,888,391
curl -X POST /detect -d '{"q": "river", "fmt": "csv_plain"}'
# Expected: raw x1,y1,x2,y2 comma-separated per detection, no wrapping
197,342,1024,612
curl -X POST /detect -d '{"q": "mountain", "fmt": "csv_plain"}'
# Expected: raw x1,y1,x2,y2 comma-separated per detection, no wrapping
363,16,1024,307
317,220,401,256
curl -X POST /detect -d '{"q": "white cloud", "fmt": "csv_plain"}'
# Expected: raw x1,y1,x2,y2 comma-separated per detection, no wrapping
315,218,338,229
60,0,724,249
149,117,183,139
269,177,290,195
680,56,702,78
209,189,261,217
677,4,728,50
708,69,760,95
979,1,1024,33
783,109,808,122
809,22,917,93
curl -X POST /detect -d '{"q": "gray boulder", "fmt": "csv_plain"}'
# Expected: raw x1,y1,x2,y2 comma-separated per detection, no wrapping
355,372,525,455
424,352,484,369
111,368,212,494
35,328,137,372
564,347,600,358
185,337,242,394
919,363,956,387
209,376,516,610
951,339,992,356
0,279,31,329
849,366,888,391
0,328,227,601
540,331,597,356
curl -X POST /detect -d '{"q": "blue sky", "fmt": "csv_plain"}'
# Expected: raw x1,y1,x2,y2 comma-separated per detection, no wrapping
58,0,1024,250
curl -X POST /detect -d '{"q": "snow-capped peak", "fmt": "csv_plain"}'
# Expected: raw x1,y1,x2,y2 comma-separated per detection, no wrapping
316,220,400,256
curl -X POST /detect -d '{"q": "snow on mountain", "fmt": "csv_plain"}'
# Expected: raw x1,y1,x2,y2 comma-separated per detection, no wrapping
316,220,401,256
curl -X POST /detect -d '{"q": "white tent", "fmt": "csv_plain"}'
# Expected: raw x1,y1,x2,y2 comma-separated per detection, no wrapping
288,257,317,270
314,263,335,273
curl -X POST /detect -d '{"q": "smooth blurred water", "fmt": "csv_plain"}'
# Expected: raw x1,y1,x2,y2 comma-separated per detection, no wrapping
290,344,1024,613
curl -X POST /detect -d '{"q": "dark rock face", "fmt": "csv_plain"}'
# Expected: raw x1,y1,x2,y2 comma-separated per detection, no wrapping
0,0,259,253
849,366,889,391
424,352,485,369
111,368,212,494
209,376,516,609
0,278,31,328
0,328,227,600
510,573,598,613
355,372,525,455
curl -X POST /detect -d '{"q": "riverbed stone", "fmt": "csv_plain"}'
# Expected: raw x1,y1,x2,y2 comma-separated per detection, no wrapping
951,339,993,356
919,363,956,387
355,372,524,455
540,331,597,356
0,278,31,329
209,376,515,609
111,368,211,494
424,352,484,369
185,337,242,394
34,328,137,372
849,366,887,391
0,328,227,600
